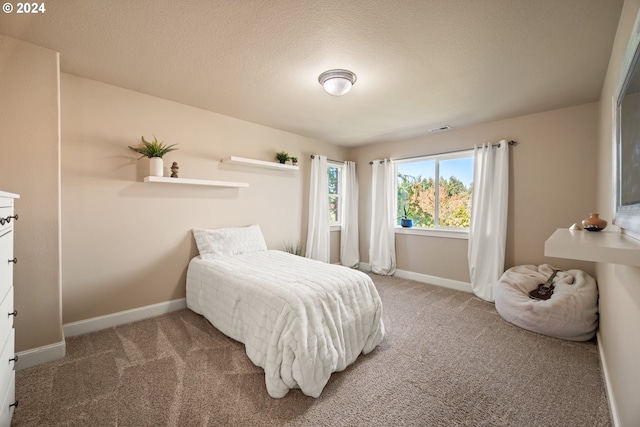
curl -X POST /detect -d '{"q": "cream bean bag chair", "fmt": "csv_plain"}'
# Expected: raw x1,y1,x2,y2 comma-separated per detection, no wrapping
494,264,598,341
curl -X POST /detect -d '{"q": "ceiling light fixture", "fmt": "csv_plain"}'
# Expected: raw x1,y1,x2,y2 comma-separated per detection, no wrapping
318,69,357,96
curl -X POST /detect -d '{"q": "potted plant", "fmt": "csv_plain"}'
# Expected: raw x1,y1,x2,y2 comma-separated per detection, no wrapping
275,151,289,164
400,206,413,228
290,156,298,166
128,136,178,177
282,240,304,256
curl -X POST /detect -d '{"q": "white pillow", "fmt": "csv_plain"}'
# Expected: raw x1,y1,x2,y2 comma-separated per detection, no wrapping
192,225,267,258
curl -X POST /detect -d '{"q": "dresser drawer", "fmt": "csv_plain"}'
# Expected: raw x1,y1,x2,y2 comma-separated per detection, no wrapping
0,230,13,302
0,289,13,350
0,206,12,238
0,372,15,427
0,329,14,402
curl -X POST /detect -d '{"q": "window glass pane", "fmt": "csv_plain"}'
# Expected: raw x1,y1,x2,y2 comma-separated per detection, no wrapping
328,167,339,195
329,195,339,222
397,160,436,227
397,154,473,230
438,157,473,228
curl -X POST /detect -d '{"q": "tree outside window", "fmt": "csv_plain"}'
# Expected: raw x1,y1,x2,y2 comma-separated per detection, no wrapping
396,153,473,229
328,164,342,225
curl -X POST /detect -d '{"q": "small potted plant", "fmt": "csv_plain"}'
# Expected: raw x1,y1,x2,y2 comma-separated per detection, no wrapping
400,206,413,228
129,136,178,177
282,240,304,256
275,151,289,164
289,156,298,166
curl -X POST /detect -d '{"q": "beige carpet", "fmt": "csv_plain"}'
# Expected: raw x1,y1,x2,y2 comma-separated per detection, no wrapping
13,274,611,426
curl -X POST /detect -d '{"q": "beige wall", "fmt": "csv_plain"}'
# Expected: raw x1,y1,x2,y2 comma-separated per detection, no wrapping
350,103,598,281
596,1,640,425
0,35,63,352
60,74,347,323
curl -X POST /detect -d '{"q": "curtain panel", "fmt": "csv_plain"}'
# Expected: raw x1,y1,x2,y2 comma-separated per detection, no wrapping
306,155,330,262
369,159,396,275
468,140,509,301
340,161,360,268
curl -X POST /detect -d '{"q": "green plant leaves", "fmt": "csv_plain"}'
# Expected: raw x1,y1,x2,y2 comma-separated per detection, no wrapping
128,136,178,159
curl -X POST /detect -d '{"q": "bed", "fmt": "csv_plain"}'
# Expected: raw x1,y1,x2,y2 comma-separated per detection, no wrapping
186,225,385,398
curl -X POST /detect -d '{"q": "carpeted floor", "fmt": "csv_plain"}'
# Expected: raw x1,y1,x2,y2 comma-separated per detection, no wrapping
13,274,611,426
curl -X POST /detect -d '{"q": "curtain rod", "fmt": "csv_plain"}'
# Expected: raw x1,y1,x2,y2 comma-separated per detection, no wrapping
310,154,345,163
369,140,518,165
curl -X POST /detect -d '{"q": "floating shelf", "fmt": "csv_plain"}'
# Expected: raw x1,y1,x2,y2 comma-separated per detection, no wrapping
143,176,248,188
222,156,299,171
544,228,640,267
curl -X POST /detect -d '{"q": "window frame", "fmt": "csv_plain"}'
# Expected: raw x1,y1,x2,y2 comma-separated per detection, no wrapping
394,149,474,237
327,161,343,229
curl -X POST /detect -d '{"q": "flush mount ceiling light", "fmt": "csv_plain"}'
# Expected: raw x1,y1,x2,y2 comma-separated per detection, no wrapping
318,69,357,96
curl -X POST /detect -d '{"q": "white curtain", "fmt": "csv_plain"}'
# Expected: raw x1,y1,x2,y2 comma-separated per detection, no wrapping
468,140,509,301
369,159,396,275
306,155,330,262
340,161,359,268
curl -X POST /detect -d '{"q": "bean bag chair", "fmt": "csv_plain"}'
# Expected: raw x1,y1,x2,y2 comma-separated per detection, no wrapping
494,264,598,341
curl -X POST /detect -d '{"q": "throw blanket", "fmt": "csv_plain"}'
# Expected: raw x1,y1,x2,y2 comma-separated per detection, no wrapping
186,250,385,398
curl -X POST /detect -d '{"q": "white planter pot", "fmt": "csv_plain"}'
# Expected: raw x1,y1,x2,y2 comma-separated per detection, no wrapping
149,157,163,177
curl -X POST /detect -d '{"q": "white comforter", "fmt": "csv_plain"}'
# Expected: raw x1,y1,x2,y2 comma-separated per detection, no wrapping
186,250,385,398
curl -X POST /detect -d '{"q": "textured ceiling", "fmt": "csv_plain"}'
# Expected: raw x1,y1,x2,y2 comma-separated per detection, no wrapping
0,0,623,147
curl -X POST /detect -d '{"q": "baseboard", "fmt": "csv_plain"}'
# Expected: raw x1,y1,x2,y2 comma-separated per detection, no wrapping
394,269,472,293
359,262,472,293
16,340,66,371
596,331,621,427
63,298,187,338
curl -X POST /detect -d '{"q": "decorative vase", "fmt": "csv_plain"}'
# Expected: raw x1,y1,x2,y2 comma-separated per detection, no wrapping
400,218,413,228
149,157,163,177
581,213,607,232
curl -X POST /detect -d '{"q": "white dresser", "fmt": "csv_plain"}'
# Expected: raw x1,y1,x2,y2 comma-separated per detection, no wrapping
0,191,19,427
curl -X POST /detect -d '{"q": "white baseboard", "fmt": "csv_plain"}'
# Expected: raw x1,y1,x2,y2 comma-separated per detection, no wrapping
596,331,621,427
359,262,472,293
63,298,187,338
16,340,66,371
394,269,472,293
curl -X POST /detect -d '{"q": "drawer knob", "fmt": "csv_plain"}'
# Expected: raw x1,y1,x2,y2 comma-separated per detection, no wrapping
0,214,18,225
8,310,16,317
9,400,18,409
8,258,17,264
9,355,18,364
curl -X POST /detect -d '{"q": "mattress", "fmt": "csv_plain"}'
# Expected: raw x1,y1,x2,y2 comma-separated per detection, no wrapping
186,250,385,398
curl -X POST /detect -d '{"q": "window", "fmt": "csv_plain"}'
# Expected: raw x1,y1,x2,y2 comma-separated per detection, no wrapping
396,151,474,230
328,163,343,225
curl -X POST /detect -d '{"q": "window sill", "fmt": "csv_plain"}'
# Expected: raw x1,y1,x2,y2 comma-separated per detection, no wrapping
330,225,341,232
395,226,469,240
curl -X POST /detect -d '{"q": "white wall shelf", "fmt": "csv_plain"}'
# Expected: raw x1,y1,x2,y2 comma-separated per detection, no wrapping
143,176,248,188
544,228,640,267
222,156,299,171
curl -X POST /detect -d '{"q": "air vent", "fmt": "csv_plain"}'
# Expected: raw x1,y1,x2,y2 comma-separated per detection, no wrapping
428,125,451,132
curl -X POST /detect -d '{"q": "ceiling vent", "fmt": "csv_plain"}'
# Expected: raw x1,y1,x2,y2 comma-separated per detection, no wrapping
428,125,452,132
